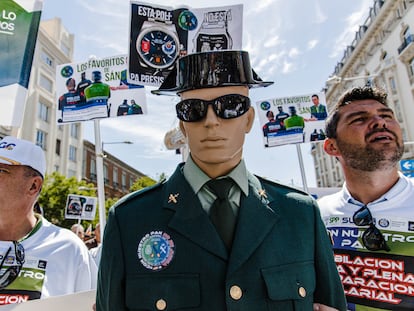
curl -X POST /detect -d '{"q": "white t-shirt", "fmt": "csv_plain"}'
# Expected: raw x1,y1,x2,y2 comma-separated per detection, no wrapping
318,173,414,310
0,217,97,305
89,243,102,266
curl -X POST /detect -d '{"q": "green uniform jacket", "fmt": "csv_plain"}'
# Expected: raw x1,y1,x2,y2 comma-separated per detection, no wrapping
96,164,346,311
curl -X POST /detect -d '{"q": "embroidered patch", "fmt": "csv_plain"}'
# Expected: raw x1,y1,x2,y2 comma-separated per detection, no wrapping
137,231,175,271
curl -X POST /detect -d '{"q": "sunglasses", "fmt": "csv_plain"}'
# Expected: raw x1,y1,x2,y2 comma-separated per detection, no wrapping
353,205,390,252
176,94,251,122
0,241,25,290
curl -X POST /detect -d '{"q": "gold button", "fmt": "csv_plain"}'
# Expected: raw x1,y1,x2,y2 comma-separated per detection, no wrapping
155,299,167,310
298,286,306,298
230,285,243,300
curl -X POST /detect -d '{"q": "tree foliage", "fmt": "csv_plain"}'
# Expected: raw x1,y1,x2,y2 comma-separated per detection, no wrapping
130,176,157,192
38,172,163,230
38,172,97,229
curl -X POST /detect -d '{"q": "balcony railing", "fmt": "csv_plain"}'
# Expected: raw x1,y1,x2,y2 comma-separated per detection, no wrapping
398,34,414,54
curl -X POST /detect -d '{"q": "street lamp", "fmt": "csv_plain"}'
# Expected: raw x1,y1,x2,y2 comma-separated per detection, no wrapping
100,140,133,157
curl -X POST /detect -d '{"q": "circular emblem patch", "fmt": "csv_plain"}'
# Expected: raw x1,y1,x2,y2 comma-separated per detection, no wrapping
137,231,175,271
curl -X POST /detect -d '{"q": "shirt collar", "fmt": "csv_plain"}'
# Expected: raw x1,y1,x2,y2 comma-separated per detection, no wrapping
343,172,407,206
183,155,249,196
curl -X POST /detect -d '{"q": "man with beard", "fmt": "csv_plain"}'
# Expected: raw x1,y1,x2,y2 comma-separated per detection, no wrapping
318,86,414,311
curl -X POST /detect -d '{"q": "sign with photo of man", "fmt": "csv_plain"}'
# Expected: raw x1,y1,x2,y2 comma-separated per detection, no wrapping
56,54,147,123
256,92,328,148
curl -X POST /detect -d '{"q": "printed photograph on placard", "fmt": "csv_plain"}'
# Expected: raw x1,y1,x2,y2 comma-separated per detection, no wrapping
56,54,147,124
256,92,328,148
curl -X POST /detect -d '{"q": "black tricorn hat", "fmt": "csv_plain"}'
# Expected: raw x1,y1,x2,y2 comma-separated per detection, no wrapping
152,50,273,95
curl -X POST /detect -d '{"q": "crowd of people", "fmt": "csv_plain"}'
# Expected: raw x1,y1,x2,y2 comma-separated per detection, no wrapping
1,49,412,311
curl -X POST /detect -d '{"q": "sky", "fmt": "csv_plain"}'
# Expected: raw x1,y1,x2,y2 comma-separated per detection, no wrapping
40,0,373,188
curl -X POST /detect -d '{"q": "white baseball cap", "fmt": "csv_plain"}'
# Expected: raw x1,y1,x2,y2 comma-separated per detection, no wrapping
0,136,46,178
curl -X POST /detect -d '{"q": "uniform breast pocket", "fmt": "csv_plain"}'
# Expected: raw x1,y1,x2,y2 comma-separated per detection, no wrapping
125,274,200,311
261,261,316,311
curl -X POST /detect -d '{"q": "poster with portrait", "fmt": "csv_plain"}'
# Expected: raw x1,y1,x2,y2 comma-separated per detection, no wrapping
128,1,243,87
0,0,43,126
55,54,147,124
256,92,328,148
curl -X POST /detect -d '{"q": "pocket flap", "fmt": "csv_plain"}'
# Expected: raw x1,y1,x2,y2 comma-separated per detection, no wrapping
262,261,315,301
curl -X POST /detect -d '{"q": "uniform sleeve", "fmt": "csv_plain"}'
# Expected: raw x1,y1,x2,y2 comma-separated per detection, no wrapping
96,207,127,311
313,201,347,311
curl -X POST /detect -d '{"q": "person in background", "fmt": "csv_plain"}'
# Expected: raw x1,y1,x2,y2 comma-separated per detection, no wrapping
96,50,346,311
89,223,102,265
318,86,414,310
0,136,97,305
71,223,85,241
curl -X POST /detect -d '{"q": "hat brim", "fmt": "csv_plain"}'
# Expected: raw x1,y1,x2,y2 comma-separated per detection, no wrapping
152,50,273,95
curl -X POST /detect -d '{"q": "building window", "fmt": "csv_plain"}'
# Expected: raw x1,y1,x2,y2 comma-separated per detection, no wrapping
40,50,53,68
389,76,397,93
56,139,61,156
38,101,49,122
70,123,79,138
90,159,96,176
36,130,47,150
122,172,127,190
69,145,77,162
39,74,53,93
103,164,109,184
409,58,414,77
60,43,70,56
113,167,119,188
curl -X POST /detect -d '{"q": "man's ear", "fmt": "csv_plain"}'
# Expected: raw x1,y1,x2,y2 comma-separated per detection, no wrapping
29,176,43,194
323,138,340,157
245,107,255,133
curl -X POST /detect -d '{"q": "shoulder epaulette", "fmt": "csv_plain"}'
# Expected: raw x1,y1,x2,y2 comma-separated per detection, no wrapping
255,175,311,197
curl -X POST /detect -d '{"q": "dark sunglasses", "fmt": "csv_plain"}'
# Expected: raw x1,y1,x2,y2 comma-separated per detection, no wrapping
0,241,25,290
176,94,251,122
353,205,390,252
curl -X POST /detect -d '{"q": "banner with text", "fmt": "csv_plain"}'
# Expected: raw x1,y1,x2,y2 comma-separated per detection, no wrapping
128,1,243,87
0,0,43,126
55,54,147,124
256,92,328,148
325,215,414,310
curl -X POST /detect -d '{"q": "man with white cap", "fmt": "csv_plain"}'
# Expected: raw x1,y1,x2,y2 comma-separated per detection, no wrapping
97,51,346,310
0,136,97,305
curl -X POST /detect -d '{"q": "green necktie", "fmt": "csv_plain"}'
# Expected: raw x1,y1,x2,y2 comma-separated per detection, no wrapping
207,178,236,249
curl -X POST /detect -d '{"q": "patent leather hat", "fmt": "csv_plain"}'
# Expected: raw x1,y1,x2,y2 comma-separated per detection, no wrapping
152,50,273,95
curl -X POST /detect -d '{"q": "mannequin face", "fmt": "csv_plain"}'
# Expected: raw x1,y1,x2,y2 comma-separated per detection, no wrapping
179,86,254,178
